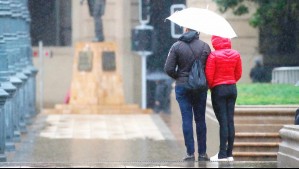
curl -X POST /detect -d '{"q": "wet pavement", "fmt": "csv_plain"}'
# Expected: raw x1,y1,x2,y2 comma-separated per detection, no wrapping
2,113,279,168
0,161,278,168
38,114,175,140
7,114,183,163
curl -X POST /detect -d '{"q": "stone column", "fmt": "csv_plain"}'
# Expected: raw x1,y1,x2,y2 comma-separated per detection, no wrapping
5,26,28,136
11,0,32,126
1,1,28,136
12,0,37,125
23,0,38,117
13,40,29,133
0,0,18,152
0,58,17,152
10,76,22,142
2,79,16,152
0,9,10,156
0,0,22,143
0,89,8,162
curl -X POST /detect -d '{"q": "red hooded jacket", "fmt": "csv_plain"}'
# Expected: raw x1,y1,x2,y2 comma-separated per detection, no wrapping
205,36,242,89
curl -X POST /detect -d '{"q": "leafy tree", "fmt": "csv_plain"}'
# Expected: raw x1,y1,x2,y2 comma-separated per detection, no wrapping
214,0,299,66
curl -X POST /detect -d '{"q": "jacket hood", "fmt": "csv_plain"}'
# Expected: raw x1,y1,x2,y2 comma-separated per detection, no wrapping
179,31,199,43
212,35,232,50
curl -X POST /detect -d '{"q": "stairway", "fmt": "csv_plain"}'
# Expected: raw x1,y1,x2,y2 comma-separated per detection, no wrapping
207,100,297,161
233,107,296,161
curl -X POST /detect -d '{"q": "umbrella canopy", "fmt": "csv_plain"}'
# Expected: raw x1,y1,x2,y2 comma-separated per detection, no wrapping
166,8,237,39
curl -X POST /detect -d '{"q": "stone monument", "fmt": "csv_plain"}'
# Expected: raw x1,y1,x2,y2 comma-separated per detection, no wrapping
50,42,150,114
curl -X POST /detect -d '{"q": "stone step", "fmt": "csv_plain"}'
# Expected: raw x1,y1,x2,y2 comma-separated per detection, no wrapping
207,102,296,118
234,142,279,153
237,105,299,109
235,108,295,116
234,116,294,125
235,124,284,133
206,100,298,109
234,152,277,161
235,133,281,143
205,100,294,162
235,110,295,118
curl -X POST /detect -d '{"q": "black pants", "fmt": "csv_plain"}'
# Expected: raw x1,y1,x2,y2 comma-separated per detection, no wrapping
211,84,237,159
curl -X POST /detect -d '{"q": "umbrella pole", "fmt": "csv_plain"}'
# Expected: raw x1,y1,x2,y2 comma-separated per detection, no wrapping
141,54,147,109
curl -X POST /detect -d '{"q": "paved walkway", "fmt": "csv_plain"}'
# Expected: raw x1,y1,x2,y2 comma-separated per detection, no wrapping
7,113,184,163
39,114,175,140
3,113,278,168
0,161,278,168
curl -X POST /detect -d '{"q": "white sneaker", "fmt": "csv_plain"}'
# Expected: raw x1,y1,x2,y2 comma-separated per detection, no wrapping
227,157,234,162
210,153,228,162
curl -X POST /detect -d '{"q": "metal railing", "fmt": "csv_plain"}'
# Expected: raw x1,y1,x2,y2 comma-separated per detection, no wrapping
272,67,299,85
0,0,37,162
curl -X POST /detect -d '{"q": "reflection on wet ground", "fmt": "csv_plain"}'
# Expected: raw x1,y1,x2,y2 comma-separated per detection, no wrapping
0,161,278,168
4,113,278,168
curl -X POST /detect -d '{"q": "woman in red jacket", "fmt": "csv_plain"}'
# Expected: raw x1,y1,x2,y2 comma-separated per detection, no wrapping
205,36,242,162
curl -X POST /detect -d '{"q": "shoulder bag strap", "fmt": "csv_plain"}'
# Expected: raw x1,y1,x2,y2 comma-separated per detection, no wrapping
188,43,205,61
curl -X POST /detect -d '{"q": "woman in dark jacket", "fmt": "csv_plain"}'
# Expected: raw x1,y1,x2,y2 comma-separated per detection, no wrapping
206,36,242,162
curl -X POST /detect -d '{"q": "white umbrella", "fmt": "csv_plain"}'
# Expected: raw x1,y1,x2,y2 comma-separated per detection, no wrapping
166,8,237,39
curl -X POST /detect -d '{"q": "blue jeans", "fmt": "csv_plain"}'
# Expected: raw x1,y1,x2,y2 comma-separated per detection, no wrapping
175,86,207,155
